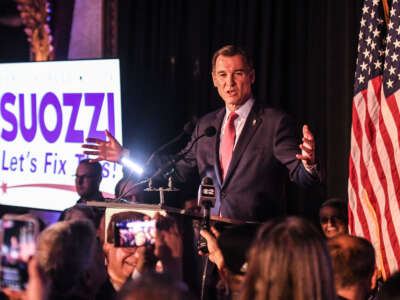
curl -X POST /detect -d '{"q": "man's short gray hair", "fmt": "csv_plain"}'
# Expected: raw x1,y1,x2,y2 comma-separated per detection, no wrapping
36,219,97,294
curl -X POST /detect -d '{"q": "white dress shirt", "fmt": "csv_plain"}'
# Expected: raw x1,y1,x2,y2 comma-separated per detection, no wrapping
219,97,255,155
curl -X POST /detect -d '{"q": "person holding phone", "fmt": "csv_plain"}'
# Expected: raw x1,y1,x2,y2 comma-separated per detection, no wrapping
103,211,157,292
102,211,183,292
2,218,105,300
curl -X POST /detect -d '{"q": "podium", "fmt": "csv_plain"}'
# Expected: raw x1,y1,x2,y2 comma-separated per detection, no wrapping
87,200,245,295
86,200,245,224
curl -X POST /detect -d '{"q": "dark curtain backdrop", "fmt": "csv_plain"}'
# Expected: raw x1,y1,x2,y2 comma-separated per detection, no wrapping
118,0,362,219
0,0,363,220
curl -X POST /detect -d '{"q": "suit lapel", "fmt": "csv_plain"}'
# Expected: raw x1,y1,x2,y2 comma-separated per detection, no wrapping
222,104,263,188
212,108,226,187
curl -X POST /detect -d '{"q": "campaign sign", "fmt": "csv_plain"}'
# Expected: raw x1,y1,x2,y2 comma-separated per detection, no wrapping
0,59,123,211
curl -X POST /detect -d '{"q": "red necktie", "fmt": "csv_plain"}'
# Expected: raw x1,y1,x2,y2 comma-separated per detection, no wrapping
220,111,238,180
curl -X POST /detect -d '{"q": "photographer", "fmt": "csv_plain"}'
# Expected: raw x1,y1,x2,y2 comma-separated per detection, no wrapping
199,224,259,300
103,211,184,293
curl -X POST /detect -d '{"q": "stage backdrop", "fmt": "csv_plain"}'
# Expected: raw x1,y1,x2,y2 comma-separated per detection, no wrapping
0,59,123,211
116,0,363,219
0,0,365,220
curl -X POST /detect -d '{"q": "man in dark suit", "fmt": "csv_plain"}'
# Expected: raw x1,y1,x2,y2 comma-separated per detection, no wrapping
83,45,319,222
75,159,105,204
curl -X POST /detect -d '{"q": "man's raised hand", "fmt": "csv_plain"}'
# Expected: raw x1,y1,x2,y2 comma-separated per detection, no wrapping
296,124,316,169
82,129,126,163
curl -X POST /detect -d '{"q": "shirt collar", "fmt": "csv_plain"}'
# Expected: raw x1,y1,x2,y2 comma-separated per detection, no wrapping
225,96,255,119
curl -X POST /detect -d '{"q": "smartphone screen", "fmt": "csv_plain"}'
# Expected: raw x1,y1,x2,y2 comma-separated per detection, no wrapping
114,219,156,247
0,218,37,290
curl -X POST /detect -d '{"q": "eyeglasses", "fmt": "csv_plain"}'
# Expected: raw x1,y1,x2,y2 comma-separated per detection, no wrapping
74,174,98,180
319,216,345,224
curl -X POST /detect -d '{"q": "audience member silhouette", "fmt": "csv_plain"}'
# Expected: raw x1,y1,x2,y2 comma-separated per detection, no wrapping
328,234,377,300
35,219,106,300
117,272,195,300
377,271,400,300
239,216,336,300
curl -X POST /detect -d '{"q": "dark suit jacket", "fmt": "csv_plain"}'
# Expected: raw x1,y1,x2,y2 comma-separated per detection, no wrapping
173,102,320,222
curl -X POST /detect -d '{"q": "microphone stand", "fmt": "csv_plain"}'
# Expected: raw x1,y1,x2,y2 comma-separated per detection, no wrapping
117,126,216,203
117,119,197,202
118,132,206,202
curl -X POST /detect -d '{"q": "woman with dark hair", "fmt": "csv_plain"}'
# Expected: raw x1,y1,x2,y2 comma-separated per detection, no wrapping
239,216,336,300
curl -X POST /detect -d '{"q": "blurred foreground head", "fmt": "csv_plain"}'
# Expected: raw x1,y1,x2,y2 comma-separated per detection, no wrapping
36,219,102,299
117,272,194,300
240,216,336,300
328,234,377,300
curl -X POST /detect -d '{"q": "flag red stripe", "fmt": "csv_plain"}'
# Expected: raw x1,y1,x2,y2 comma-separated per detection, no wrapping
348,154,371,240
376,93,400,268
348,157,361,235
366,79,399,272
348,187,355,235
351,86,391,275
349,97,373,240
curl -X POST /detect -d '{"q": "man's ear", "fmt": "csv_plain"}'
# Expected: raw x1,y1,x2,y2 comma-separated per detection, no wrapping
370,267,379,290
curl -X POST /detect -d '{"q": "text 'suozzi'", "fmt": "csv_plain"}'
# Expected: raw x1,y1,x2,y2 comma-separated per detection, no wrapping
0,92,116,143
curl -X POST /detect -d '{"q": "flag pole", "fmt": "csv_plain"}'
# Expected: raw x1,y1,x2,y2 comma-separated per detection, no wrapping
382,0,389,25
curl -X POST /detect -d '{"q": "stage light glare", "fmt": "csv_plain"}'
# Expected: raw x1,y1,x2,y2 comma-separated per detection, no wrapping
121,157,144,175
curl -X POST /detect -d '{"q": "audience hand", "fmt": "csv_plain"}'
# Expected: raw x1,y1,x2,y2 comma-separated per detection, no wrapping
2,258,51,300
135,245,158,275
82,129,126,163
2,288,24,300
154,214,183,280
25,258,51,300
199,227,224,271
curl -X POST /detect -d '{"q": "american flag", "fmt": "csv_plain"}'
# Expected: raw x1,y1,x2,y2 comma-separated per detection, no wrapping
349,0,400,278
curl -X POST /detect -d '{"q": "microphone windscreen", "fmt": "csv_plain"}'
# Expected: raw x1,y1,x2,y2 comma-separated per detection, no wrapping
204,126,217,137
202,177,213,185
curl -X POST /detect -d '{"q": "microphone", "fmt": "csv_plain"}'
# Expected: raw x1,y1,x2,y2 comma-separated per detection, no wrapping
150,126,216,180
197,177,216,253
203,126,217,137
197,177,217,209
146,117,198,166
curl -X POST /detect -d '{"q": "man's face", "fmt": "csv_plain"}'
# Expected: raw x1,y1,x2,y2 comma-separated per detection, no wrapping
212,54,255,109
319,206,348,239
75,163,100,198
105,243,140,281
